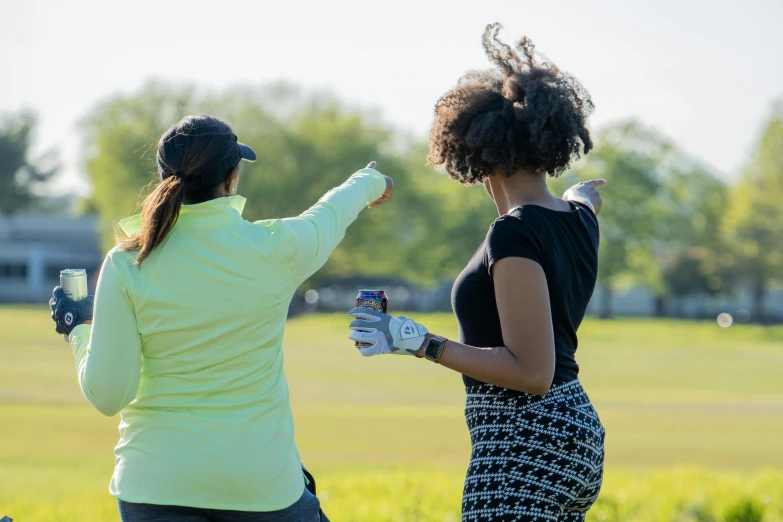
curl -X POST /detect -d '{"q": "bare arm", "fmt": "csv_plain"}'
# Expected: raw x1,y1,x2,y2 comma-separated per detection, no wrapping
418,257,555,395
253,165,390,282
348,213,564,395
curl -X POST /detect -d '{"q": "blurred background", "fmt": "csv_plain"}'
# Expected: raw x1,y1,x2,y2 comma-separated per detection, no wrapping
1,1,782,521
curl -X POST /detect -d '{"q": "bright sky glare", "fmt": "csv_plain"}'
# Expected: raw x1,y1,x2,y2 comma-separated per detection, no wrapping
2,0,781,194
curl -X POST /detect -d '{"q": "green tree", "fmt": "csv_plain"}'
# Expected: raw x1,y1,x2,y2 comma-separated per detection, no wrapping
724,100,783,323
0,110,58,213
80,82,194,243
659,165,727,309
390,143,497,284
80,82,494,286
560,120,726,318
561,121,664,318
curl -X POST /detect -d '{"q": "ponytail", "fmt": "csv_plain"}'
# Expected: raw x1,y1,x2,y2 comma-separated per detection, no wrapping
117,175,185,265
117,115,244,265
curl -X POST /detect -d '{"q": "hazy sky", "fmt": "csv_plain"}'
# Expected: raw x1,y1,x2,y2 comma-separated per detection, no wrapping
2,0,781,194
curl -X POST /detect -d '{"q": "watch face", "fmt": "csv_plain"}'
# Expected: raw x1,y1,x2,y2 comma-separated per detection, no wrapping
425,338,444,360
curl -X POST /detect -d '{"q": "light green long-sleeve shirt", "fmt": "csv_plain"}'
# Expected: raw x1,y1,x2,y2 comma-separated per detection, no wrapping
69,169,386,511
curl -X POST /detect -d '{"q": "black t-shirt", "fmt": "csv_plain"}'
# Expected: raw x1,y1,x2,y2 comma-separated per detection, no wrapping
451,201,599,388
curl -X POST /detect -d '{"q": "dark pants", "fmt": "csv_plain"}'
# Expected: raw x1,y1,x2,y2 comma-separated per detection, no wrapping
118,487,329,522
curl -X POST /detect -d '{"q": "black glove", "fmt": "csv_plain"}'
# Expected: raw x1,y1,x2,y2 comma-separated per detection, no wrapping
49,286,94,336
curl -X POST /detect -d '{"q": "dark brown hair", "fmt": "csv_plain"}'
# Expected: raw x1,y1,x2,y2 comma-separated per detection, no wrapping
117,115,242,265
428,23,594,184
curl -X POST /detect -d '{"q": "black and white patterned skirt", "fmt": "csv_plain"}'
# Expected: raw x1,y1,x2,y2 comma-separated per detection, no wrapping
462,380,605,522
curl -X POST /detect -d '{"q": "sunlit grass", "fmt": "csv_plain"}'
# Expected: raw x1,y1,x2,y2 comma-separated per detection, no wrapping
2,307,782,520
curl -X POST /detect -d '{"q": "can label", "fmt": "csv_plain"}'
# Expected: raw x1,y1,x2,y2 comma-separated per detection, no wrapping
356,290,387,313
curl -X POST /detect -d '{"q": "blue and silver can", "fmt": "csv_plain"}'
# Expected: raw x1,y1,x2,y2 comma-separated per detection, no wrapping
355,290,387,348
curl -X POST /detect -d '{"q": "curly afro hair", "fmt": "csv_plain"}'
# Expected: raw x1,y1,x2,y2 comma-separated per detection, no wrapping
428,23,594,184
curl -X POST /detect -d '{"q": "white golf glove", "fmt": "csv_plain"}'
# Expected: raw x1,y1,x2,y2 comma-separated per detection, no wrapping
348,307,429,357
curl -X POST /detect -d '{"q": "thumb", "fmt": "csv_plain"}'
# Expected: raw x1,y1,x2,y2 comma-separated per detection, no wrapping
366,161,377,169
585,179,607,187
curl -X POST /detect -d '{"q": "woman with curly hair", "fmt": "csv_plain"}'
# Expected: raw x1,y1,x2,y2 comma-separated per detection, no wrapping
347,24,606,521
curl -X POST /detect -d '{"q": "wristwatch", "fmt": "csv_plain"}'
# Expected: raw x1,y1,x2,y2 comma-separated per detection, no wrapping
423,335,447,363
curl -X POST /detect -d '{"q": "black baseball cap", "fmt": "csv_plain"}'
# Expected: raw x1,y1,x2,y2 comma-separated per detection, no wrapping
158,132,257,188
237,141,257,162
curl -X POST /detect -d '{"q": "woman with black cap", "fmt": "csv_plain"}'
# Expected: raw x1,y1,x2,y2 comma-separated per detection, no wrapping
49,114,392,521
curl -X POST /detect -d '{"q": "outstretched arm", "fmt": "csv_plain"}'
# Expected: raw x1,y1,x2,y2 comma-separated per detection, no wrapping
420,257,555,394
348,211,560,395
255,164,391,282
349,257,556,395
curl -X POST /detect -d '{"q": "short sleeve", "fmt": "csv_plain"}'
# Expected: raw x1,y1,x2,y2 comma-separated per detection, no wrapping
486,215,545,277
572,201,599,230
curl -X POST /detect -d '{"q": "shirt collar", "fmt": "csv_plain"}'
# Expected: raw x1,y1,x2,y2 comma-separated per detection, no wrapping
117,195,247,236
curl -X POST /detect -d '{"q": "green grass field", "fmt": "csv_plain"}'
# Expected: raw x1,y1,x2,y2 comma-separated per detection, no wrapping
2,306,782,521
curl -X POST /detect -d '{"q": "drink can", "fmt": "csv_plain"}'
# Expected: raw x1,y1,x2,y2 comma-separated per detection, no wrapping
356,289,387,313
60,269,88,340
355,290,387,348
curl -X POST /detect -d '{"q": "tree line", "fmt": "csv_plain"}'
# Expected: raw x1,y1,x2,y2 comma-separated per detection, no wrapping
2,83,781,321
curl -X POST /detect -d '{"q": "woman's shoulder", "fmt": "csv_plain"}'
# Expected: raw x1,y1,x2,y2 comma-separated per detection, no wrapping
491,207,546,233
105,246,137,267
486,210,545,248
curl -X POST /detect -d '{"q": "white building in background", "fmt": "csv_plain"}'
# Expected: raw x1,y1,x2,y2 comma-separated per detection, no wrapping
0,213,102,303
2,211,781,322
587,285,783,322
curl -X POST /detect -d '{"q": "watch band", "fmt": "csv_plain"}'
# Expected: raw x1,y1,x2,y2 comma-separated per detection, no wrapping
423,335,447,363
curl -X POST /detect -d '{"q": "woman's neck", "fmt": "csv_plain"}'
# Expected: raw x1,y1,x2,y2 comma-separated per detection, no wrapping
487,171,564,216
